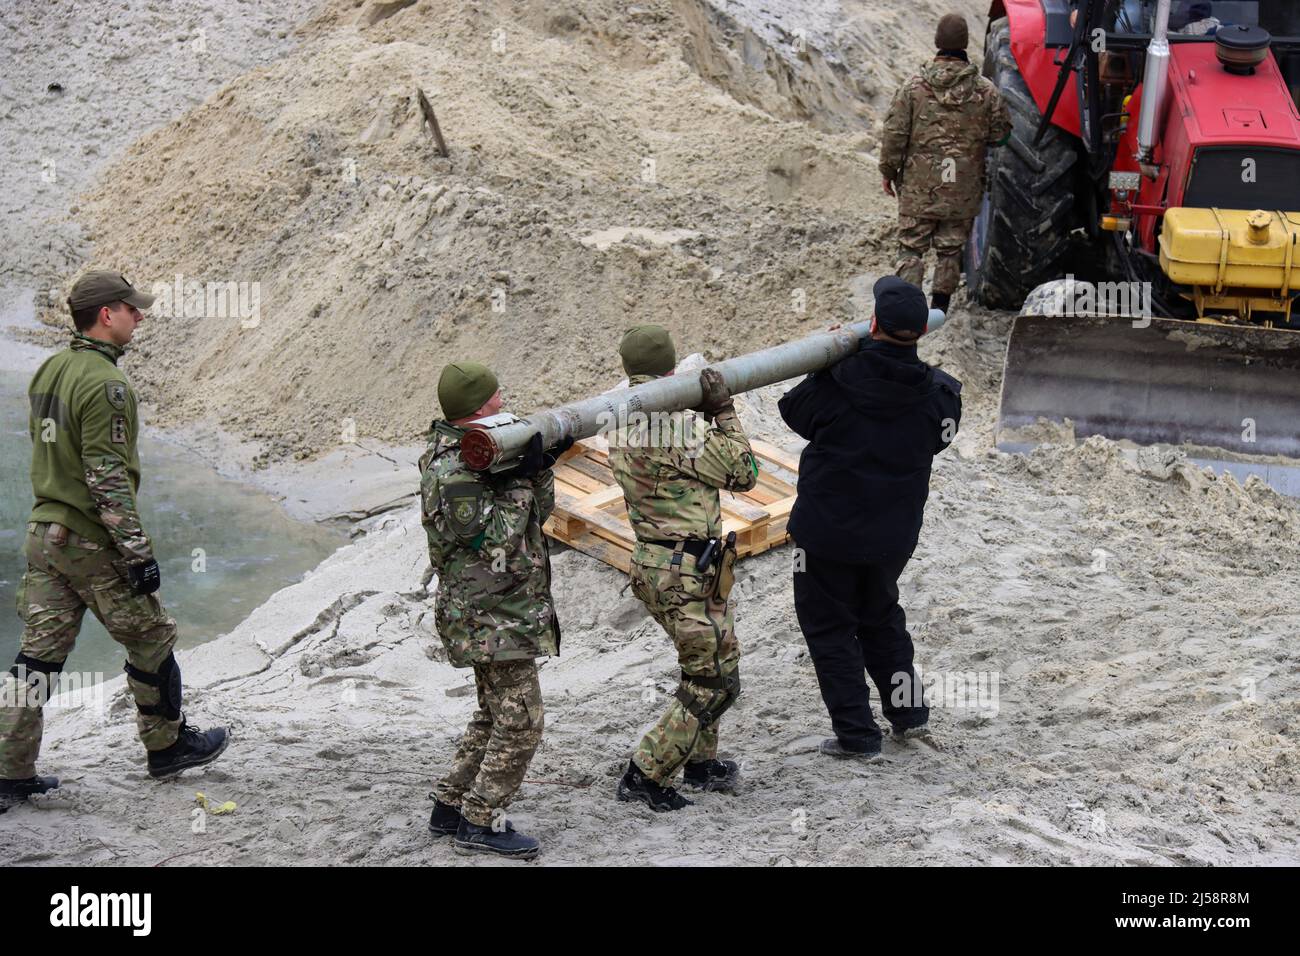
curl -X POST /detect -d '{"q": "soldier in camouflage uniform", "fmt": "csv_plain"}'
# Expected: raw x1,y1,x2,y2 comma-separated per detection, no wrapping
0,271,229,813
420,361,567,859
608,326,759,812
879,12,1011,315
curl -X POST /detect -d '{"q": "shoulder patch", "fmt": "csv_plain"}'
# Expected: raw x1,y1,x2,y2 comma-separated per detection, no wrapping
111,414,128,444
440,478,491,545
105,381,128,410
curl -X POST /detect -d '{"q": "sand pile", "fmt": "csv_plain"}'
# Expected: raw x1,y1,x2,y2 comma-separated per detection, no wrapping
31,0,989,463
8,371,1297,864
0,0,321,293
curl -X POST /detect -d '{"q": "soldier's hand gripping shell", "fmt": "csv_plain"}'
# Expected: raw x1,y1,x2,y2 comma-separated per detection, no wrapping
515,432,573,478
544,434,575,467
692,367,733,418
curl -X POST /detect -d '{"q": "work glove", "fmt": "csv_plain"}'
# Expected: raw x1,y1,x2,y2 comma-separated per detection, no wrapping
127,558,161,596
692,367,734,418
515,433,574,478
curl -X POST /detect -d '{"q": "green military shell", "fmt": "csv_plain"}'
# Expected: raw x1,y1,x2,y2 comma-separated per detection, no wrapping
27,334,153,563
419,421,560,667
879,59,1012,220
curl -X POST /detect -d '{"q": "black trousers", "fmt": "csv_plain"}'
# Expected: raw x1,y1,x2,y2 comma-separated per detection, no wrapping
792,550,929,750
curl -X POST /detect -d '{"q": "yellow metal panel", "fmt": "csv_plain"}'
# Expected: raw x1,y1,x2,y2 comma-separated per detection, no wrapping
1158,208,1300,290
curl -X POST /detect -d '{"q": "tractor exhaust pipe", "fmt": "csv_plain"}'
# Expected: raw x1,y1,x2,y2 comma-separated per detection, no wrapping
1136,0,1173,164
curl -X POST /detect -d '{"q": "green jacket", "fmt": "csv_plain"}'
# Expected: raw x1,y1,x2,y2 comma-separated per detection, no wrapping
419,421,560,667
608,374,758,571
28,334,153,563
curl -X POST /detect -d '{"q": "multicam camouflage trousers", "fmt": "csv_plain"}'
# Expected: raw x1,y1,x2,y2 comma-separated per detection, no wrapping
0,523,181,779
896,215,974,296
629,558,740,785
435,658,544,827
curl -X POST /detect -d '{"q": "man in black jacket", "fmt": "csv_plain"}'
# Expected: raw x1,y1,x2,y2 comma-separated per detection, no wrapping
778,276,961,760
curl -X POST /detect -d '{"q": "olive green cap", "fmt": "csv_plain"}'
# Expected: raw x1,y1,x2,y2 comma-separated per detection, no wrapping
619,325,676,377
438,361,499,421
67,269,155,313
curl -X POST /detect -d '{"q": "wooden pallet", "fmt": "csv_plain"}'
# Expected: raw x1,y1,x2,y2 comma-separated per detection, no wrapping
544,435,800,573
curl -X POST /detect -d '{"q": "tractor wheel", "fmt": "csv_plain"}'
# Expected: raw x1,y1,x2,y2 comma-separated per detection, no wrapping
966,17,1082,309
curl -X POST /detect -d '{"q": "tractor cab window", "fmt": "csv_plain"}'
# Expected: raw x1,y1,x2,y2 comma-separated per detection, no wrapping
1106,1,1265,34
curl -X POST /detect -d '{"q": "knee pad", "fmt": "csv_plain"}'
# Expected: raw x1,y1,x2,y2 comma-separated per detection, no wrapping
124,654,182,721
676,669,741,727
9,653,65,706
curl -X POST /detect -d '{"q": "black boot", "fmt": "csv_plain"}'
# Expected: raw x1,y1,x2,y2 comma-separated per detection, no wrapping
683,758,741,793
147,720,229,779
427,796,463,837
0,775,60,812
617,759,693,812
930,291,951,313
453,818,540,860
819,737,883,762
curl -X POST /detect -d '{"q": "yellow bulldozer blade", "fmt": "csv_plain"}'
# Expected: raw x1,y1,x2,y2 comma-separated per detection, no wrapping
996,311,1300,494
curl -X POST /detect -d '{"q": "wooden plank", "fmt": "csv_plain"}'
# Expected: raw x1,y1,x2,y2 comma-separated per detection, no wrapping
563,453,617,486
545,435,801,573
554,473,602,499
544,520,631,573
719,494,770,524
751,438,801,475
573,484,625,513
744,484,779,506
765,494,797,519
555,489,633,542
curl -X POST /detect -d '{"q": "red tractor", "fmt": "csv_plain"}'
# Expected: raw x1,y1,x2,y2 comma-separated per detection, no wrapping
967,0,1300,482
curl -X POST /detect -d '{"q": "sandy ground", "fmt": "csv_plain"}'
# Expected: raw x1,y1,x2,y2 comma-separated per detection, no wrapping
1,0,1297,866
5,312,1299,866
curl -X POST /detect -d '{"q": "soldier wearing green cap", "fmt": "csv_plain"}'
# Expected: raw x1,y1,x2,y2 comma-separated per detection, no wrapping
419,361,568,859
0,270,229,813
608,325,760,812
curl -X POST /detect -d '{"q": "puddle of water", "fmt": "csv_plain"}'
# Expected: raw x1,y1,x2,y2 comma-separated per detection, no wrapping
1,369,346,679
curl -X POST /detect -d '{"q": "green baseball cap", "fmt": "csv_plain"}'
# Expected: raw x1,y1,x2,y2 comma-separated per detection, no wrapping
67,270,155,313
438,361,500,421
619,325,676,377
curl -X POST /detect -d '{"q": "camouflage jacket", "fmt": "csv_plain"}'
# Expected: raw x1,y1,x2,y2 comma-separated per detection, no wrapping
608,375,759,571
879,57,1011,220
419,421,559,667
27,334,153,563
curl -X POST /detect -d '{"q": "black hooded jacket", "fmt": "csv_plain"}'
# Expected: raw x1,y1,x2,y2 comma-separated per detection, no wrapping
777,339,962,563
